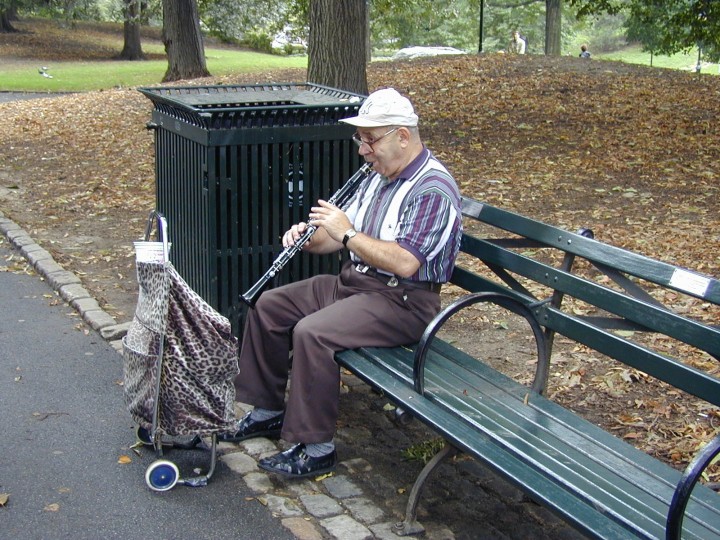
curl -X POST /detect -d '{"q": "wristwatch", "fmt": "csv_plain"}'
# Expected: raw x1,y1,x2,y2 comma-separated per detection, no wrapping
342,228,357,247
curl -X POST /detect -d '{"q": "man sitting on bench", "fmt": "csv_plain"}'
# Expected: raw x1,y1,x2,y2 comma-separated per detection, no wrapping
220,87,463,478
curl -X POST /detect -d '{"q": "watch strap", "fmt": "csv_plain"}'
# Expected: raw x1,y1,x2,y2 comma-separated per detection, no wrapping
342,228,357,247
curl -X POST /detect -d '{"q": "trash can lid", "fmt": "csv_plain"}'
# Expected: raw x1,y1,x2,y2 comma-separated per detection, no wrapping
139,83,364,111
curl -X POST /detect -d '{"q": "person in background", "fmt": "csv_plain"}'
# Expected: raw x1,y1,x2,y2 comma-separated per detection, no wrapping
508,30,527,54
219,88,463,479
579,44,592,59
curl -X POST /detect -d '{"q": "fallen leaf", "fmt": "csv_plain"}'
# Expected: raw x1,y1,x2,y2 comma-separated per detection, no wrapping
0,493,9,506
117,455,132,464
44,503,60,512
2,24,720,487
32,411,69,421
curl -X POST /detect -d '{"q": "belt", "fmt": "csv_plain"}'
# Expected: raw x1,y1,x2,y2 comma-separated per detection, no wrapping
354,264,442,293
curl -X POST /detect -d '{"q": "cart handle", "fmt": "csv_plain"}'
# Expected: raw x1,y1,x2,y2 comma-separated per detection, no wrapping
144,210,170,264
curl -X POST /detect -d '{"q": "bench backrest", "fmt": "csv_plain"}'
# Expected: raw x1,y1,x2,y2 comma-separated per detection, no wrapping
452,196,720,407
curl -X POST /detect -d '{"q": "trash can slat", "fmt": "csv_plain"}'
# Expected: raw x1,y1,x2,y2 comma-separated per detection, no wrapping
142,83,365,337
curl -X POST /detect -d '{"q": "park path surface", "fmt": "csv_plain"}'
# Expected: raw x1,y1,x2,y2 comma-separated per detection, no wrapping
0,235,296,540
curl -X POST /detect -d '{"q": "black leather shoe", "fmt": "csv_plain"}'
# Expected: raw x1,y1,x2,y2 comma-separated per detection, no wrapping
258,443,337,478
218,411,284,443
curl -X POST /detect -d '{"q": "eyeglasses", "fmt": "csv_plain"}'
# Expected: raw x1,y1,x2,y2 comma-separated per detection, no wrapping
352,127,399,151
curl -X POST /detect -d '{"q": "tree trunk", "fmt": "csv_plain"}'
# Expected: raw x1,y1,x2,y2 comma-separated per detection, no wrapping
161,0,210,82
545,0,562,56
0,10,17,33
119,0,146,60
307,0,368,95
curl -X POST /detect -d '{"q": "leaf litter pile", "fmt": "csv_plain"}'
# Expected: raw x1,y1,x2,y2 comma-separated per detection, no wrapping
0,32,718,485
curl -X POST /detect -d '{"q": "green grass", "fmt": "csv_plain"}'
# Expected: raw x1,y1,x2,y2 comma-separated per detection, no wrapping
596,44,719,73
1,43,307,92
4,24,718,93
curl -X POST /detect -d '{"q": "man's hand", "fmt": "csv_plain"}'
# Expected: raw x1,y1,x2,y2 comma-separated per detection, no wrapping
308,200,352,243
282,222,310,248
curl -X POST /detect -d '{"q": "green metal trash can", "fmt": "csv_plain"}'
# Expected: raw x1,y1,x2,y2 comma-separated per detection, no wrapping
139,83,366,337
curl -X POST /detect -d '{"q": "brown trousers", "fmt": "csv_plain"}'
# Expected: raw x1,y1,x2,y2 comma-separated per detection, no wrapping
234,261,441,443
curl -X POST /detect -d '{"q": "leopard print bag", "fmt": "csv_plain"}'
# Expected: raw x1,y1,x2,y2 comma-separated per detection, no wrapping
122,259,239,437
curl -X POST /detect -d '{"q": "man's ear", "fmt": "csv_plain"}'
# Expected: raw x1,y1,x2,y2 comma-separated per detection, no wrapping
398,126,411,147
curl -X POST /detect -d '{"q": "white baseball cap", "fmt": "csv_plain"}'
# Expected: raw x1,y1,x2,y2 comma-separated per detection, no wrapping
340,88,419,128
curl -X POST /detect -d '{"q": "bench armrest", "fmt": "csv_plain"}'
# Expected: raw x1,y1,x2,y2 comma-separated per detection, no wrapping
412,292,549,395
666,433,720,540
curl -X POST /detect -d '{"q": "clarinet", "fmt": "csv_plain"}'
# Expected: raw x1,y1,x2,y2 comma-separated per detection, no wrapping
241,162,373,307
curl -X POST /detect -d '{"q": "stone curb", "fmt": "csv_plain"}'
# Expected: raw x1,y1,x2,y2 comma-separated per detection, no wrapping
0,213,128,340
0,209,452,540
220,402,414,540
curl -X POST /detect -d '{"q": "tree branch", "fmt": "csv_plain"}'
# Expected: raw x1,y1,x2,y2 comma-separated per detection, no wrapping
487,0,543,9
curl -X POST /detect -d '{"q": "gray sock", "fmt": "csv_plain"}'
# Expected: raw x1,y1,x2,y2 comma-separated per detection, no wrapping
249,408,283,422
304,441,335,457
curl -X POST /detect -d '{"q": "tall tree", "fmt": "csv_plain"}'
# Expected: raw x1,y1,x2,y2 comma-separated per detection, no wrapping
0,0,20,32
544,0,561,55
485,0,565,55
200,0,297,45
624,1,666,66
118,0,145,60
372,0,476,49
307,0,368,95
0,11,15,32
572,0,720,62
161,0,209,82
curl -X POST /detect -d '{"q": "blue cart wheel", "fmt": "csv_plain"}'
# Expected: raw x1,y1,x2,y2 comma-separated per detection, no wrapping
136,425,153,446
145,460,180,492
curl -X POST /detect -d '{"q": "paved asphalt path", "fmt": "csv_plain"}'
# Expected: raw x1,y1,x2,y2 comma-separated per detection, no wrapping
0,240,294,540
0,92,67,103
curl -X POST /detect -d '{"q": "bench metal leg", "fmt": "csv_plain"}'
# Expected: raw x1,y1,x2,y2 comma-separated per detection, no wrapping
394,406,414,426
666,433,720,540
413,292,548,397
393,443,459,536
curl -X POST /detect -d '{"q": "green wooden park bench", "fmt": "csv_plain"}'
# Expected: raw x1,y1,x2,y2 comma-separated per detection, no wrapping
335,196,720,539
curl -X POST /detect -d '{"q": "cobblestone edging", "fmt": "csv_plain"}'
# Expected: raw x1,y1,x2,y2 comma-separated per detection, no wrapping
0,212,124,338
0,209,455,540
221,402,442,540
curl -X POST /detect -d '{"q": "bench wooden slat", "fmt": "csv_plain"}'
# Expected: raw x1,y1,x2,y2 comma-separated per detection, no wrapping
462,199,720,304
337,349,643,539
540,307,720,407
450,260,720,406
337,345,720,540
460,234,720,358
421,346,719,537
361,343,720,536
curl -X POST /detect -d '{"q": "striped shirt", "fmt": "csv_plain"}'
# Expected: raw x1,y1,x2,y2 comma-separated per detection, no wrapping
343,148,462,283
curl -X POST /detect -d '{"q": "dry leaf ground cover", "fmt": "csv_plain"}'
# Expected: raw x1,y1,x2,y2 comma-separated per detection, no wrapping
1,19,719,503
